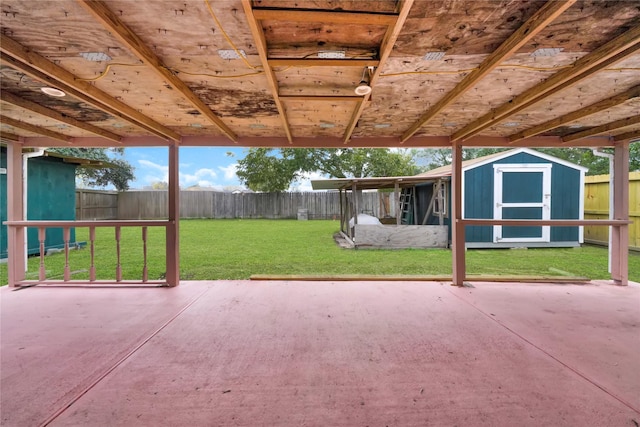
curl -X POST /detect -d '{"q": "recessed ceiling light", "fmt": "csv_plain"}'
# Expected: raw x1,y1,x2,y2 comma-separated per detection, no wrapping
318,50,345,59
217,49,246,60
502,122,520,127
319,123,335,128
79,52,112,62
375,123,391,128
423,51,446,61
40,87,66,97
531,48,563,57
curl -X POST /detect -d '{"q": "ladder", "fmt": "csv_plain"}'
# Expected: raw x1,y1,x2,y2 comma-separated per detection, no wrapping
399,187,415,225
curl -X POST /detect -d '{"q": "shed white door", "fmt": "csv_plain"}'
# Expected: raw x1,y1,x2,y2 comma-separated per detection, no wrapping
493,164,552,243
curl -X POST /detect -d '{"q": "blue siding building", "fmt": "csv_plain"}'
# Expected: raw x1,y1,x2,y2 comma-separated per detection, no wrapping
418,148,587,248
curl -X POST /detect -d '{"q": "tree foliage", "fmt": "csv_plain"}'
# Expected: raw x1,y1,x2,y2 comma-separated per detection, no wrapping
48,147,135,191
419,142,640,175
236,148,421,192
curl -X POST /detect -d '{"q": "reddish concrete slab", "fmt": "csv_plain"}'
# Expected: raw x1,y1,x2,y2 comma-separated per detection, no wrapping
453,281,640,410
0,284,209,426
0,281,631,427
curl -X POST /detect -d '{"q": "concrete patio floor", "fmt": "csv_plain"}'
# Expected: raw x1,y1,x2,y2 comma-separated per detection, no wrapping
1,280,639,426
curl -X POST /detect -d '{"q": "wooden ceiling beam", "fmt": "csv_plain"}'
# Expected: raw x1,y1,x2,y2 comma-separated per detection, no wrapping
279,95,363,102
252,9,398,26
509,85,640,142
269,59,379,67
562,115,640,142
614,130,640,142
400,0,576,143
1,115,72,143
0,37,180,141
0,131,21,142
453,25,640,141
242,0,293,143
77,0,236,142
1,91,123,143
343,0,414,143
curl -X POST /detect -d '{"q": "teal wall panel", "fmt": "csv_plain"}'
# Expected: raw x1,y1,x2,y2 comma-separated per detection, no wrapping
0,150,77,259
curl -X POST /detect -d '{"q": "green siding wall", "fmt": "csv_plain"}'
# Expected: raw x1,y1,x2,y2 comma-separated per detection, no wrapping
464,152,581,243
0,151,77,259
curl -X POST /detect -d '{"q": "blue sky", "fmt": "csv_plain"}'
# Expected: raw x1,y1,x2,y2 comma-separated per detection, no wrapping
123,147,325,191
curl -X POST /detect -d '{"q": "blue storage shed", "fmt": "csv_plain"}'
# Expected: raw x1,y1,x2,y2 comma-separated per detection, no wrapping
418,148,587,248
0,147,101,259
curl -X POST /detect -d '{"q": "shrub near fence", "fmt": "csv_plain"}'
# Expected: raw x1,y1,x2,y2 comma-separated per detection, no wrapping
115,191,393,220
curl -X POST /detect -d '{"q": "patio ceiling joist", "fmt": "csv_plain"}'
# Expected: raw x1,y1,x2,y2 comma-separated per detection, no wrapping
562,115,640,142
0,131,21,142
452,26,640,141
400,0,576,143
242,0,293,144
614,130,640,141
0,115,72,143
0,91,123,143
279,95,362,102
77,0,237,142
508,85,640,142
0,36,180,141
251,9,398,26
342,0,414,143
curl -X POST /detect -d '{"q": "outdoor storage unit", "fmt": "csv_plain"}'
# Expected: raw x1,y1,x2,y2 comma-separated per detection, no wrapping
1,147,78,259
420,148,587,248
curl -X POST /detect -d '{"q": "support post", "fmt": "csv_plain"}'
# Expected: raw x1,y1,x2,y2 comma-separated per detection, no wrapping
6,142,25,286
451,142,466,286
352,182,359,241
611,140,629,285
394,181,401,225
166,143,180,286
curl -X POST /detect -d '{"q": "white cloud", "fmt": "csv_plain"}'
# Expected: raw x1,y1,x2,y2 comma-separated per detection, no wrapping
290,171,326,192
139,160,220,187
219,163,238,181
139,159,168,173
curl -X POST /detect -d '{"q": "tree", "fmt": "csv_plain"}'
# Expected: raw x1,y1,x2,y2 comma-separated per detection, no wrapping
236,148,421,192
49,147,135,190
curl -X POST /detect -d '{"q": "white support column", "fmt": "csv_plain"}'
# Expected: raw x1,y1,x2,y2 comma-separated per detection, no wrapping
451,142,466,286
166,143,180,286
611,141,629,286
6,142,26,286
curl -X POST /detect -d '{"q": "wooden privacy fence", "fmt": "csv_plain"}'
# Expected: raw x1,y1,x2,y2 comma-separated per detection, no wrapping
76,189,118,220
584,172,639,251
116,191,395,220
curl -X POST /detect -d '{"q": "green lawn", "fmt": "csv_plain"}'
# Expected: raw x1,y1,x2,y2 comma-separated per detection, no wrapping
1,219,638,284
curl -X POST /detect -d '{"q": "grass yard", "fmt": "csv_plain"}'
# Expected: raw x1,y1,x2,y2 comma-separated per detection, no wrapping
1,219,638,284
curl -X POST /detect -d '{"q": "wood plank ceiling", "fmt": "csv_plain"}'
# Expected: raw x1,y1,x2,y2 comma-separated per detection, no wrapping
0,0,639,147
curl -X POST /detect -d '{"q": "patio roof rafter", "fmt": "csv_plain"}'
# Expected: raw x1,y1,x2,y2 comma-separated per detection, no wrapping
1,91,123,143
562,115,640,142
614,130,640,142
0,115,72,143
453,26,640,141
0,131,22,142
400,0,577,143
509,85,640,142
251,9,399,26
241,0,293,144
343,0,414,143
77,0,237,142
0,36,180,141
